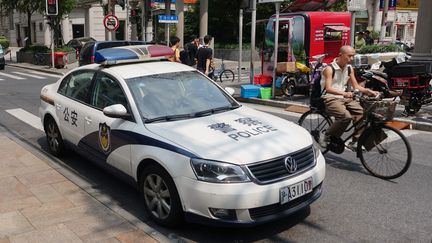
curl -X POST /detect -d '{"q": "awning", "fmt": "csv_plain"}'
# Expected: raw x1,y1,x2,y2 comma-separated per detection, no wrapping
325,25,350,32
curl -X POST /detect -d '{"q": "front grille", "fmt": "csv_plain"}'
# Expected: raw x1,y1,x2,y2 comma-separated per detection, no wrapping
246,146,315,184
249,184,321,220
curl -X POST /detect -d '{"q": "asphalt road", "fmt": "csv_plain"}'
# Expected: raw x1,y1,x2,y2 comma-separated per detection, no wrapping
1,65,431,242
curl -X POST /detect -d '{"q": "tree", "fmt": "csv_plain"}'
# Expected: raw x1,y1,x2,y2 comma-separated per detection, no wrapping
49,0,76,47
0,0,44,46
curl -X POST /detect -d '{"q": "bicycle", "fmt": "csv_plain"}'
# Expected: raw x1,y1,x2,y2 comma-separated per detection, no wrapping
279,54,327,97
298,93,412,179
209,59,235,83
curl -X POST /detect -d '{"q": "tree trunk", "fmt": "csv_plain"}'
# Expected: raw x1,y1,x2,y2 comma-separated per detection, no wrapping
26,10,32,46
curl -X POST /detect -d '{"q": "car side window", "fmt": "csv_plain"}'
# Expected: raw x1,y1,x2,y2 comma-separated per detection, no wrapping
91,73,128,111
58,70,95,103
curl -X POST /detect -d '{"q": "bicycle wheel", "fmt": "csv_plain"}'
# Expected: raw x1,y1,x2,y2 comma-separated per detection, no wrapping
219,69,235,82
358,124,412,179
281,77,296,96
298,110,332,152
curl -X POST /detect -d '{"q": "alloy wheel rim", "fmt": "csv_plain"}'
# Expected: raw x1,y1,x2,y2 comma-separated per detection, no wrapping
144,173,171,219
47,123,59,152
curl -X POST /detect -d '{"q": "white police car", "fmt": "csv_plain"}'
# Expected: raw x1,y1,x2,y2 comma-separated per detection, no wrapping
39,45,325,227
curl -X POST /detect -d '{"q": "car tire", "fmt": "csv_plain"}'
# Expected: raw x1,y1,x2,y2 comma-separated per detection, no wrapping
140,164,183,227
45,117,65,157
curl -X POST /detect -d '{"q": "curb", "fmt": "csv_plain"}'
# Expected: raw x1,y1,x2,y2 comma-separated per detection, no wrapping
6,62,66,76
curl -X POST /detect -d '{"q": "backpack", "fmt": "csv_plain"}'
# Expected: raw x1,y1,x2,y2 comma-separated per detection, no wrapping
310,64,351,109
179,48,191,65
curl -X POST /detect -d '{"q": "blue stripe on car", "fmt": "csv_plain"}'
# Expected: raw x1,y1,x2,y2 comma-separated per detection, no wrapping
78,129,197,162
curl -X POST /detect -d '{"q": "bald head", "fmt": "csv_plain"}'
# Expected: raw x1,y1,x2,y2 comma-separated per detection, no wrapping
340,45,355,55
337,45,356,68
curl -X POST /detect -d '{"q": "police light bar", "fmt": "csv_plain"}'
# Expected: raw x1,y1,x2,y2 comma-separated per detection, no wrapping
94,45,174,65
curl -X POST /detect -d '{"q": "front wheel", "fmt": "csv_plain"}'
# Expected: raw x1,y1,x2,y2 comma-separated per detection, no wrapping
298,110,332,153
358,124,412,179
44,117,65,157
219,69,235,82
140,164,184,227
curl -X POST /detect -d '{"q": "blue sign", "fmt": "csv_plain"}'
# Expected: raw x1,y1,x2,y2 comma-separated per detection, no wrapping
158,15,179,23
379,0,397,10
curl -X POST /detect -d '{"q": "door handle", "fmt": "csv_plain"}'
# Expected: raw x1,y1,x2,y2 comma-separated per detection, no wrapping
55,103,61,110
84,116,92,123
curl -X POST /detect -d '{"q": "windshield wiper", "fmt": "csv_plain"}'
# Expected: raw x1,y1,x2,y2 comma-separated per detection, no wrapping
194,105,239,117
144,113,193,123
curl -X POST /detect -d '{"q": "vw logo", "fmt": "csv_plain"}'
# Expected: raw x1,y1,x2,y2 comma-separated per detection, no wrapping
284,156,297,173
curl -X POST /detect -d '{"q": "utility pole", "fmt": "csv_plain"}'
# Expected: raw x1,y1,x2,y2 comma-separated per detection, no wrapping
165,0,170,45
238,8,243,83
250,0,256,84
380,0,389,42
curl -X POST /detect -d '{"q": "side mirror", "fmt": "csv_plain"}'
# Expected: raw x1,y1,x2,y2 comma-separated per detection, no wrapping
224,87,235,96
103,104,131,119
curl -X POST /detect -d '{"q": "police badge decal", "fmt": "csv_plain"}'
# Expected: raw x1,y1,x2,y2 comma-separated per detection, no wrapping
98,123,111,153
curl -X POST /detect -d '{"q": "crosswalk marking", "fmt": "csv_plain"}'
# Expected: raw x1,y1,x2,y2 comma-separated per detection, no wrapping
5,108,44,131
12,71,45,79
0,72,25,80
28,70,62,78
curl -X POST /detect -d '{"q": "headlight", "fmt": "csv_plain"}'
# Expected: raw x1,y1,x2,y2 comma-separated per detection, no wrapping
190,158,250,183
313,143,321,160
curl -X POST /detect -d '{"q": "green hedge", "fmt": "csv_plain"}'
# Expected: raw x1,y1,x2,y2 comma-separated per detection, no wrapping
358,44,403,54
19,45,75,53
0,36,10,49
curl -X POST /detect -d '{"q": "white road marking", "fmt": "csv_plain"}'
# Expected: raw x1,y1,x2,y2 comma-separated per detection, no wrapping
5,108,44,131
0,72,25,80
28,70,62,78
12,71,45,79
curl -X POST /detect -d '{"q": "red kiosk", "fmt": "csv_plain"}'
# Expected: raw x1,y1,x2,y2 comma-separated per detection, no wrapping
261,11,351,81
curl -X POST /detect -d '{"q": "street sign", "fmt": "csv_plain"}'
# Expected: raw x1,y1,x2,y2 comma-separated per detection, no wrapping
103,14,120,32
158,15,179,24
347,0,367,11
46,0,58,16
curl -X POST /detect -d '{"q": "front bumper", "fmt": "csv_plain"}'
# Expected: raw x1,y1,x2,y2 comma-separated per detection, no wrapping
175,152,325,226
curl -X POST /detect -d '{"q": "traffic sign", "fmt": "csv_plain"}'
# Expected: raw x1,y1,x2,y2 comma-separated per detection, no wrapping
158,15,179,24
103,14,120,32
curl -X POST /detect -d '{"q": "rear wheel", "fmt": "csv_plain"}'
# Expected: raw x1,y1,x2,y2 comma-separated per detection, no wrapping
219,69,235,82
298,110,332,153
140,164,183,227
358,124,411,179
45,117,65,157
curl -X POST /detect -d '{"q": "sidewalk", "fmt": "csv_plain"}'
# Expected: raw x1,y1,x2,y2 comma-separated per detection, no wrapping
5,47,432,132
0,130,164,243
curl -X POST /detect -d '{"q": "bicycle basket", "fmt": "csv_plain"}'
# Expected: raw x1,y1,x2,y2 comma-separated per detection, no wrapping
363,100,397,121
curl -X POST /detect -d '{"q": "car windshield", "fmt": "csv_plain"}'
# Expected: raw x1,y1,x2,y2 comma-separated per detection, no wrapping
126,71,239,122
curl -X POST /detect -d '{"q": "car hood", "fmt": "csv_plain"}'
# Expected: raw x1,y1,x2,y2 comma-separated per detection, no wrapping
145,106,313,165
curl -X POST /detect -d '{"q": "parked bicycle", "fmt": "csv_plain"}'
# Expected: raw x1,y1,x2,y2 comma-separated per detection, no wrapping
209,59,235,83
298,92,412,179
279,54,327,97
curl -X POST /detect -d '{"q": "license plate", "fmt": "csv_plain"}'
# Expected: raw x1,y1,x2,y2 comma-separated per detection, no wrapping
280,178,313,204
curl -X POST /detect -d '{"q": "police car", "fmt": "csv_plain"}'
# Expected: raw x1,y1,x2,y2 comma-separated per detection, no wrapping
39,45,325,227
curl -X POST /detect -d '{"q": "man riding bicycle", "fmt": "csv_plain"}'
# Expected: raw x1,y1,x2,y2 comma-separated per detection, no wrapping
320,45,379,150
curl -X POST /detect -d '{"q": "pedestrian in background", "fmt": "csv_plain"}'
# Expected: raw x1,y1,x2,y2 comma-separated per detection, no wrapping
168,36,181,63
364,30,374,45
180,35,199,66
196,35,213,76
354,31,366,51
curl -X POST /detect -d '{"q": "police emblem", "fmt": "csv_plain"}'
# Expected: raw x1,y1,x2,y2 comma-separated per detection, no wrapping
98,123,111,153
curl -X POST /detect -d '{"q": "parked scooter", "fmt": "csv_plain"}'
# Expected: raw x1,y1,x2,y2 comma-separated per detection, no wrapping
360,58,432,115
